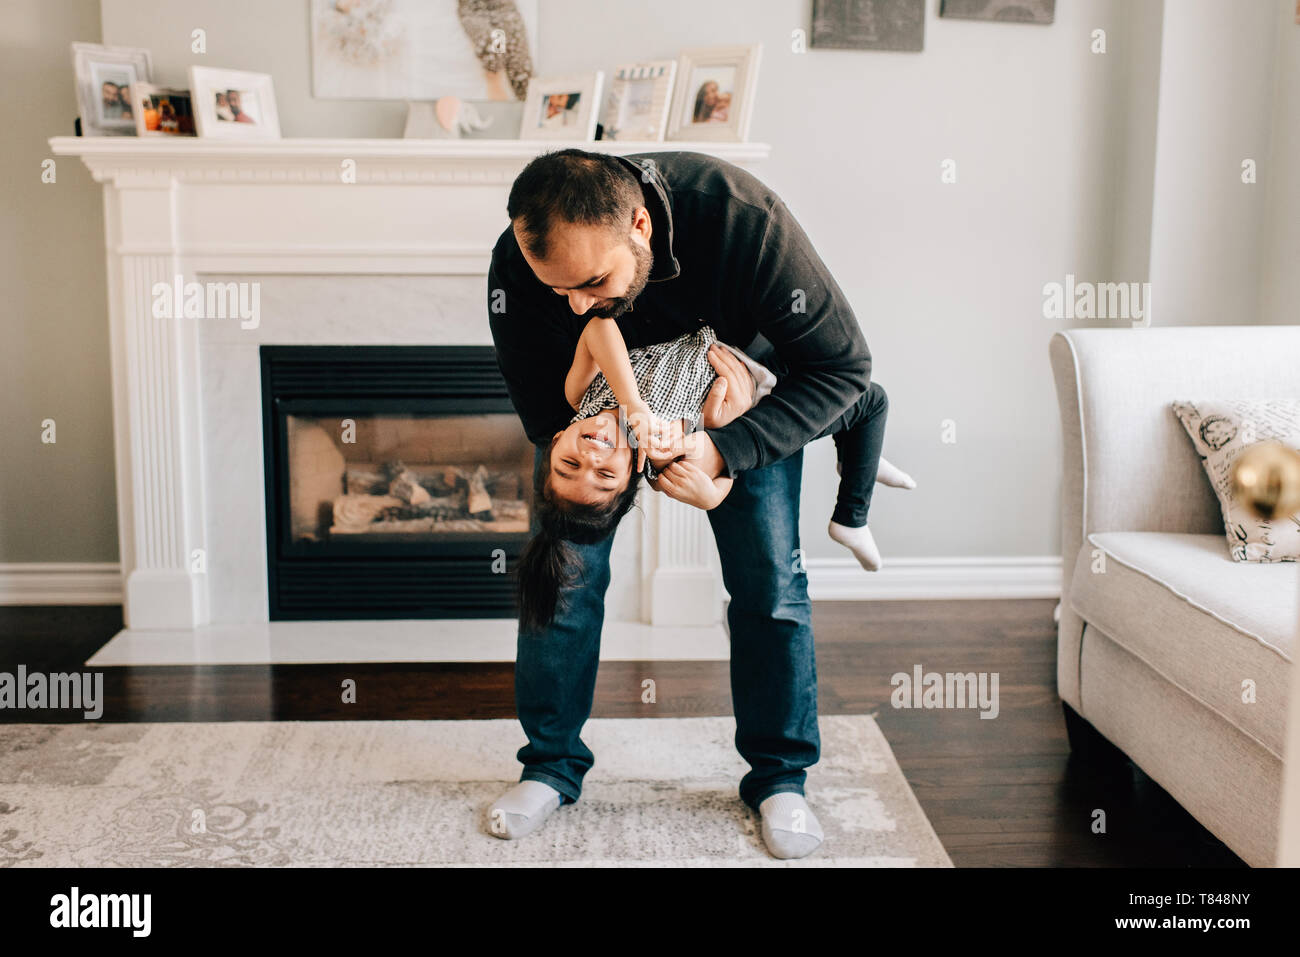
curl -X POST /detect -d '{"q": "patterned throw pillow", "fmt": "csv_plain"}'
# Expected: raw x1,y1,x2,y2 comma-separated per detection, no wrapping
1171,398,1300,562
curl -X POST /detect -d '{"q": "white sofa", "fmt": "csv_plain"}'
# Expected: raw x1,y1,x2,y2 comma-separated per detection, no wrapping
1050,325,1299,867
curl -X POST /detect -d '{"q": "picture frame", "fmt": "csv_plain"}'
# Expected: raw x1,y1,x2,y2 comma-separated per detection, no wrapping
519,72,604,141
939,0,1055,25
598,60,677,141
71,42,153,137
130,84,197,137
188,66,281,139
812,0,926,51
665,44,761,143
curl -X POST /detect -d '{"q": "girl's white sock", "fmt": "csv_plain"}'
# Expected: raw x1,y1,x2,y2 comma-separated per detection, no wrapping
828,520,882,571
875,456,916,488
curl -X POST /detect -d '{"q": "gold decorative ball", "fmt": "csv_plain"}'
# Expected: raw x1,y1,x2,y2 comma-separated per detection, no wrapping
1231,440,1300,521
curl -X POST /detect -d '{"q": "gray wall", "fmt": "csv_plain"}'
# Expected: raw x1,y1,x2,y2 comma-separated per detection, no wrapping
0,0,116,562
4,0,1297,567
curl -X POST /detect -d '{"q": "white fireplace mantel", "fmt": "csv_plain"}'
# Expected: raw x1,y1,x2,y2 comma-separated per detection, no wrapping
51,136,770,638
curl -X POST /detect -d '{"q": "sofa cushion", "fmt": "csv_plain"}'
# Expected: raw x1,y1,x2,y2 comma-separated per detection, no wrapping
1069,531,1295,758
1170,398,1300,561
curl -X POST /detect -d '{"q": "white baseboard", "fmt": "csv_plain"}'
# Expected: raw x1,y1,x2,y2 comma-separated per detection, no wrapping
0,557,1063,607
0,563,123,605
804,556,1061,601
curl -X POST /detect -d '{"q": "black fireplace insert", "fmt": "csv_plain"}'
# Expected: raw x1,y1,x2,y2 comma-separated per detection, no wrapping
260,345,534,620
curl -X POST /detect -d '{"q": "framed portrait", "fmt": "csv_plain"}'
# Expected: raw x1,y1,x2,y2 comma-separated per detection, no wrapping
189,66,281,139
519,72,603,140
598,60,676,141
71,42,153,137
130,84,197,137
665,44,761,143
310,0,539,102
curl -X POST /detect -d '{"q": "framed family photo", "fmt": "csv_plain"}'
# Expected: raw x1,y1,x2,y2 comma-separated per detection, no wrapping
598,60,677,141
665,44,761,142
189,66,281,139
520,72,603,140
71,42,153,136
130,84,196,137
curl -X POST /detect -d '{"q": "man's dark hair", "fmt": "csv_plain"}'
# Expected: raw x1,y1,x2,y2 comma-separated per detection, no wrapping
507,148,645,261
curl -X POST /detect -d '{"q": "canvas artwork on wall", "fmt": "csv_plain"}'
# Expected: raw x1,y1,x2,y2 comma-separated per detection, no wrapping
940,0,1056,25
310,0,538,101
811,0,925,52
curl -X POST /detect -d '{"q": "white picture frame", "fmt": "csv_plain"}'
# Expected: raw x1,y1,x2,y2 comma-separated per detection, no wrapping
519,71,604,141
666,44,761,143
189,66,281,139
598,60,677,141
130,84,197,138
71,42,153,137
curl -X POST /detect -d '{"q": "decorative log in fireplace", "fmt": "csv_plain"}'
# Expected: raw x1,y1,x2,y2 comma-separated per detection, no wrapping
261,345,533,620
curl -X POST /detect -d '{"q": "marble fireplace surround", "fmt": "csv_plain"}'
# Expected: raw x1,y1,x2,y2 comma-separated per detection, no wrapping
52,138,770,662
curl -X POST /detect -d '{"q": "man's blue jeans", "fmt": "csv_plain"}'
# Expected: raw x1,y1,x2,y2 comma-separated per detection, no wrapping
514,445,817,813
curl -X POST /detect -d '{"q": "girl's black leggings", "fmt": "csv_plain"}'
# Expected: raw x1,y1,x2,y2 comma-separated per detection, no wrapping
810,380,889,527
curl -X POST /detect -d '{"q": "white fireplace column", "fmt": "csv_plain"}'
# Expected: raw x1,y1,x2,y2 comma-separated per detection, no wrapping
641,485,721,626
102,172,210,629
53,138,770,632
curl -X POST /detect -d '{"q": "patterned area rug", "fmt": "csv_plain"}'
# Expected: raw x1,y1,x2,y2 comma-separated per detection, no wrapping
0,715,951,867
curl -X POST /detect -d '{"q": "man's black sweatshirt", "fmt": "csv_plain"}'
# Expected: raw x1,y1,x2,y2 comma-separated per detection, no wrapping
486,150,872,477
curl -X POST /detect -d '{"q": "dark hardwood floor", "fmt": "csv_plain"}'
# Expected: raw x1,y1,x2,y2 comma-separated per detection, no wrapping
0,600,1245,867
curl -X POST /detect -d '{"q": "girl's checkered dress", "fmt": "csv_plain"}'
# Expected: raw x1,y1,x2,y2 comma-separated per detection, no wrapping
572,325,723,479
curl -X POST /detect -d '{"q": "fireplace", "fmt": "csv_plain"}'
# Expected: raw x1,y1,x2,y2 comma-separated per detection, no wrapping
52,137,753,637
261,345,533,619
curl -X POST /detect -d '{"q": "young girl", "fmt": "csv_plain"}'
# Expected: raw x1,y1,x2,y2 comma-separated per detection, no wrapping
515,317,915,631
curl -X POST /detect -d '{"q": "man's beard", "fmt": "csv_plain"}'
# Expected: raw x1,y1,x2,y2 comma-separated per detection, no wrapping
585,239,653,320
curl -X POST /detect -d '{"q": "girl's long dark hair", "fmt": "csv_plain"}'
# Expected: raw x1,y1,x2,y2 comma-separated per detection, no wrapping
515,435,642,632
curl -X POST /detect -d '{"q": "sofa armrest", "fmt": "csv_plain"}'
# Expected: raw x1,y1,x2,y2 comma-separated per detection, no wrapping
1048,324,1300,706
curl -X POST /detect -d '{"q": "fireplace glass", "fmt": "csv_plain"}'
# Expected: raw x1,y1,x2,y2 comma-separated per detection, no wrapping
285,412,533,545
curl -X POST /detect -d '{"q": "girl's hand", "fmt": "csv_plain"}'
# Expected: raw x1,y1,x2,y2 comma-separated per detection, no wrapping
625,402,673,473
700,344,757,428
645,418,688,470
652,460,724,510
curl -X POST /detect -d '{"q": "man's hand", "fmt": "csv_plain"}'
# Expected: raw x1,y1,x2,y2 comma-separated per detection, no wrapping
652,460,726,510
679,429,728,480
700,343,756,429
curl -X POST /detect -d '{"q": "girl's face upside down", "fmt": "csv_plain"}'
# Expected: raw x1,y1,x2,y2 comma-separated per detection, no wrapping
550,409,633,506
550,409,692,506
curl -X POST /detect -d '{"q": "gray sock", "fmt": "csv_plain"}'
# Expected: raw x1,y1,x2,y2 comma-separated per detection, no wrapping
486,780,562,839
758,792,824,859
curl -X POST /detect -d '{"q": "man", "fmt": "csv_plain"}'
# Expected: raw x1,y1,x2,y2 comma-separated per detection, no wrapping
485,148,871,859
101,81,123,119
226,89,255,124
